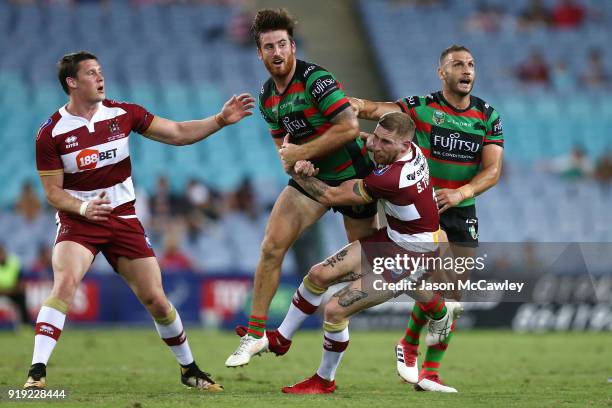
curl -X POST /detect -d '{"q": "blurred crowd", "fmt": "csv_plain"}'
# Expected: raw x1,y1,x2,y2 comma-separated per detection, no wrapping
9,0,242,5
0,177,276,276
464,0,604,33
515,47,610,91
542,145,612,182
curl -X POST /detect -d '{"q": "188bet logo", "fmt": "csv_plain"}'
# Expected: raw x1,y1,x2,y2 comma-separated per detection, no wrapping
76,148,117,170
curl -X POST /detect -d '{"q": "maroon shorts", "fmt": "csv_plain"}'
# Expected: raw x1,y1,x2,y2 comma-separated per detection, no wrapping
55,210,155,272
359,227,438,284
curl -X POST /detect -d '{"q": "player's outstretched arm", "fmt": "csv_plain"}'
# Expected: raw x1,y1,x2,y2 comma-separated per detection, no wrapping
142,93,255,146
39,173,112,221
436,144,503,213
291,161,373,207
350,97,401,121
278,107,359,167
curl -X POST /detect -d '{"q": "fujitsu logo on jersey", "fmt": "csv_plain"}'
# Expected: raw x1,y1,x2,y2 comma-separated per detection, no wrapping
433,132,480,153
310,77,337,101
282,116,308,133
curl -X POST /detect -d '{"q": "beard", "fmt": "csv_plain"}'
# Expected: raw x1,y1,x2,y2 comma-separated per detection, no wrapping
264,54,295,79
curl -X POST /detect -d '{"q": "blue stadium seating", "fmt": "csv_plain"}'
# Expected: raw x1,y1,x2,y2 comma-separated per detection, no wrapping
0,0,611,248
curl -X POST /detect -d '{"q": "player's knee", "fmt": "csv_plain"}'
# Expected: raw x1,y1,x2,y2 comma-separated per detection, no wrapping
324,301,348,324
51,274,80,303
260,235,289,264
307,264,330,288
141,293,170,317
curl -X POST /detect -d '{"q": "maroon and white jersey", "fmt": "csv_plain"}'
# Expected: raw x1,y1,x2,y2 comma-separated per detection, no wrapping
362,143,440,246
36,99,154,217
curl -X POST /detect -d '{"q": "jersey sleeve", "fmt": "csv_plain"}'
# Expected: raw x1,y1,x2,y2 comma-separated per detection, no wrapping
395,96,420,121
35,119,63,176
362,165,401,200
305,69,351,120
258,95,285,139
484,108,504,147
125,102,155,134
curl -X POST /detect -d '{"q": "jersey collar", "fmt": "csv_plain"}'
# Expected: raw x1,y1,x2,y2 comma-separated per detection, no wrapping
436,91,474,113
59,101,103,133
397,142,416,163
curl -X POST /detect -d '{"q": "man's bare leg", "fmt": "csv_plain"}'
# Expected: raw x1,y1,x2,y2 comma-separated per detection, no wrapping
118,256,223,391
24,242,93,389
226,186,327,366
342,214,377,242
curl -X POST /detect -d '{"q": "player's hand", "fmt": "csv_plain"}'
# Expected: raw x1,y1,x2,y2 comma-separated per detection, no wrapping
435,188,464,214
84,191,112,221
294,160,319,177
360,131,375,151
218,93,255,125
279,134,303,169
349,97,365,115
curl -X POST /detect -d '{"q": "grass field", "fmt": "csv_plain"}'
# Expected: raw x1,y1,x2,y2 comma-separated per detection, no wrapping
1,328,610,407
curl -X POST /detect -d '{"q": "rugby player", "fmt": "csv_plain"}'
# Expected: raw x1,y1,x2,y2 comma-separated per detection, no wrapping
351,44,504,392
26,51,254,391
238,112,462,394
226,9,378,367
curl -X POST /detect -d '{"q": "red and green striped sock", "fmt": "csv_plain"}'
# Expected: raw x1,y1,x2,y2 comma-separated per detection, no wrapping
421,321,456,378
247,315,267,339
402,303,428,345
417,293,447,321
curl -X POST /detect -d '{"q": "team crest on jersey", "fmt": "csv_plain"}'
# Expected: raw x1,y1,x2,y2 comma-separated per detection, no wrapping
373,165,390,176
433,110,445,125
108,119,120,135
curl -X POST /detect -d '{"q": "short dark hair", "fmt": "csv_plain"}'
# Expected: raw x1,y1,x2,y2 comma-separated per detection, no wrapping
439,44,472,66
251,8,296,48
57,51,98,95
378,112,415,140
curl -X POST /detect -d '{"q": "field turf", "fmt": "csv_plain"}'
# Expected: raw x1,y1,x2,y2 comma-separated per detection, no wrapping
1,328,610,407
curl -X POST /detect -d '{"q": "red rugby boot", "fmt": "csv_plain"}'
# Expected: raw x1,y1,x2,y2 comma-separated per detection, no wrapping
281,373,336,394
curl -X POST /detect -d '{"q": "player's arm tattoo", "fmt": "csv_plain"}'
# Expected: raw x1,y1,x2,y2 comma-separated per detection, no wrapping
293,174,333,206
322,248,349,268
332,286,368,307
292,177,372,207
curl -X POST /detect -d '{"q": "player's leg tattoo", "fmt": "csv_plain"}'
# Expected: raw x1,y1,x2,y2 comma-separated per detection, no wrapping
322,248,349,268
330,271,364,285
333,286,368,307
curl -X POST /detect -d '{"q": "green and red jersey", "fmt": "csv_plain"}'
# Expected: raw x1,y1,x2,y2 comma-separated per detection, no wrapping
259,59,371,181
396,91,503,207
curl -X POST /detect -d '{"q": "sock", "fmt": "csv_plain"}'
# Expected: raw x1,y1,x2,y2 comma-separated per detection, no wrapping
421,321,456,378
316,321,349,381
246,314,267,339
417,293,447,320
402,303,428,345
154,304,194,366
32,298,68,365
278,277,326,340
